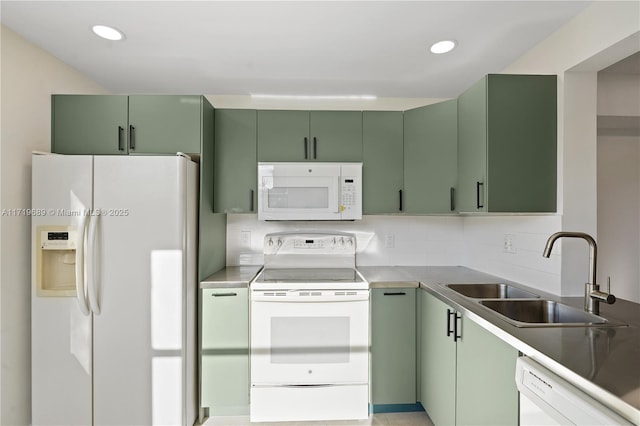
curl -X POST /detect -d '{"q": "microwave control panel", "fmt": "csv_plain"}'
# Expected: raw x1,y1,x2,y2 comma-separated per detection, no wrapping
339,163,362,219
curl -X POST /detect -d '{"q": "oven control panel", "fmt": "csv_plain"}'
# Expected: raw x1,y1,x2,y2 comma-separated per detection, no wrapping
262,232,357,269
288,235,354,249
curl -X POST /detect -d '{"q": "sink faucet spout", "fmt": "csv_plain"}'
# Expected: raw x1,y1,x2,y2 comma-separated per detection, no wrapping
542,232,614,315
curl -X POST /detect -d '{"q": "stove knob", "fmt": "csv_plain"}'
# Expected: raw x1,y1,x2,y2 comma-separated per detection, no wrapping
347,238,353,247
340,237,345,247
268,238,273,247
331,237,337,247
277,238,283,247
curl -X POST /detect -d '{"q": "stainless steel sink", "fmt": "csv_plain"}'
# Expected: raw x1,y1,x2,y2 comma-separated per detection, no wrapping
445,283,539,299
479,299,624,327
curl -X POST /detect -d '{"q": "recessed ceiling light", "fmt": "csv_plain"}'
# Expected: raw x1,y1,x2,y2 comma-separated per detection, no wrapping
92,25,124,41
430,40,456,54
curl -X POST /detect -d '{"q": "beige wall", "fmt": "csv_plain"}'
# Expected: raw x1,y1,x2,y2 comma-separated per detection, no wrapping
0,25,107,425
597,69,640,302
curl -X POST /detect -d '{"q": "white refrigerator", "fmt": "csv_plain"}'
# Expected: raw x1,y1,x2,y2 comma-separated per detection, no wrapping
31,153,198,426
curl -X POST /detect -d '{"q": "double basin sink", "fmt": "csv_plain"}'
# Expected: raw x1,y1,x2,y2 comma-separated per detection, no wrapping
444,283,623,327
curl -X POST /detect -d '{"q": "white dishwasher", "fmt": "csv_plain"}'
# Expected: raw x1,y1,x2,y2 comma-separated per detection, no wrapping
515,357,632,425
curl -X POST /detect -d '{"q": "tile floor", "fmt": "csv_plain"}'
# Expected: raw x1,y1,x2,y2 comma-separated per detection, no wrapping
203,411,435,426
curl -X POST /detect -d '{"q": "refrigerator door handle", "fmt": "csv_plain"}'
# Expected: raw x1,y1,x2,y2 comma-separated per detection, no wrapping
75,214,90,316
87,214,101,315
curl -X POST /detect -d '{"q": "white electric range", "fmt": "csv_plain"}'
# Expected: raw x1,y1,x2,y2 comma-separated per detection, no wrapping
249,232,369,423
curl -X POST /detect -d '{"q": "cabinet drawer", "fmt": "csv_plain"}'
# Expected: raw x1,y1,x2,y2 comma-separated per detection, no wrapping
201,288,248,349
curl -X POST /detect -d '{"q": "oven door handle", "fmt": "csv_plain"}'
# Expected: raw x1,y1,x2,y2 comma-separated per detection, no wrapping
251,293,369,303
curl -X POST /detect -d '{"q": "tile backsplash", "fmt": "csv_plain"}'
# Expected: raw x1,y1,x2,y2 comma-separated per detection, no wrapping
226,214,563,295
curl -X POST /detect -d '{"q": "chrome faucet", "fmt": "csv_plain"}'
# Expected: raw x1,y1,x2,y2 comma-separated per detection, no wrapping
542,232,616,315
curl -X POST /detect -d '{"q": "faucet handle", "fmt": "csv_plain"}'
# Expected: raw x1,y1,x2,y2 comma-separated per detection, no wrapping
591,276,616,305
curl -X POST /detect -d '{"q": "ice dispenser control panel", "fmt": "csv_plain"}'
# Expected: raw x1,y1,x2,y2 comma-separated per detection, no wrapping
41,231,76,249
36,226,78,297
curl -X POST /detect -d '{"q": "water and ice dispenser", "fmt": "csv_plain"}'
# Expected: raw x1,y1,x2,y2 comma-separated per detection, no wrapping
35,226,78,296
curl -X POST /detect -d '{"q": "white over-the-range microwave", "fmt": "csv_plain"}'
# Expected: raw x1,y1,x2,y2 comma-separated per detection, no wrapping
257,162,362,221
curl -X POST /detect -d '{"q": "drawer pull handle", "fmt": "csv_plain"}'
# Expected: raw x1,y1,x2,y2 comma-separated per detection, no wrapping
383,292,406,296
212,292,237,297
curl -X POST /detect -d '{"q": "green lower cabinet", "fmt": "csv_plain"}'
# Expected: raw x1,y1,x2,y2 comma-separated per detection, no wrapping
419,290,518,425
201,288,249,416
419,290,456,425
371,288,416,407
456,317,519,426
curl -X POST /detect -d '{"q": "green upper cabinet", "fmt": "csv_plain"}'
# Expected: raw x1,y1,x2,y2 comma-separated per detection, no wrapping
214,109,257,213
257,110,363,162
52,94,207,155
52,95,129,155
310,111,363,161
127,95,202,154
371,288,416,406
403,99,458,214
419,290,519,426
457,74,557,213
362,111,404,214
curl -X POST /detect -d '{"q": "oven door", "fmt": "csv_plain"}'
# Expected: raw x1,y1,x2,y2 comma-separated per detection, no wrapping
258,163,340,220
250,290,369,385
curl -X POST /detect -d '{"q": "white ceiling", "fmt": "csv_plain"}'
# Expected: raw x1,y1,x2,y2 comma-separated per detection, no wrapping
1,1,592,98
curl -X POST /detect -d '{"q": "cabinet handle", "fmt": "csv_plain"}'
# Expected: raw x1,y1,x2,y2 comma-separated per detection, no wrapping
383,292,406,296
212,292,237,297
399,190,403,212
447,309,454,337
313,137,317,159
454,313,462,341
118,126,125,151
450,187,455,212
476,181,484,209
129,125,136,150
304,137,308,159
250,189,254,212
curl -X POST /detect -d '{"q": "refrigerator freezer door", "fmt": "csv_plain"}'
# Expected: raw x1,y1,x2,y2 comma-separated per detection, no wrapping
91,156,195,426
31,154,93,426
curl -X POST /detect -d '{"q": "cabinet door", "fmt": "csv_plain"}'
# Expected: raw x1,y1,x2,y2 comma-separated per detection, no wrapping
404,100,458,213
485,74,557,212
457,78,488,212
362,111,404,214
456,316,518,425
310,111,363,161
128,95,202,154
214,109,257,213
52,95,128,155
257,110,310,161
371,288,416,405
419,291,456,426
201,288,249,416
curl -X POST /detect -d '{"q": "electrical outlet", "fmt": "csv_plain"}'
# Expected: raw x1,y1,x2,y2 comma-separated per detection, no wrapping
503,234,516,254
240,231,251,248
384,234,395,249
